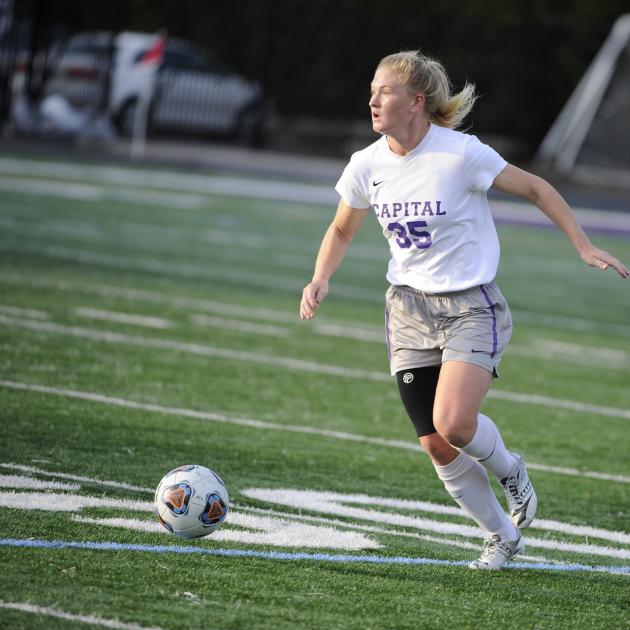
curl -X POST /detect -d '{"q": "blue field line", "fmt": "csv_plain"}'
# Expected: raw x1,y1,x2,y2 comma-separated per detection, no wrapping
1,538,629,575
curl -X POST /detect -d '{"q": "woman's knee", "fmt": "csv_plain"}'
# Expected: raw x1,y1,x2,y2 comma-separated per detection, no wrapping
432,361,491,447
419,432,459,465
433,406,477,448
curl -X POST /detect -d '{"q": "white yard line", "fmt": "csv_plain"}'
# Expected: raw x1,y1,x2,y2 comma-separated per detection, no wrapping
1,382,629,485
232,504,558,562
2,274,629,368
0,176,103,201
4,270,628,351
0,156,629,235
70,511,547,563
0,463,153,493
0,175,205,209
242,489,630,560
1,314,630,421
245,490,630,545
40,219,103,240
0,158,339,207
204,227,381,264
0,304,48,320
76,307,172,330
0,271,381,328
2,243,343,297
196,314,630,369
0,491,153,513
0,210,326,268
488,389,630,421
0,239,604,310
71,514,381,550
76,301,630,368
509,340,630,370
109,187,205,209
0,314,389,380
0,474,79,491
312,322,385,343
3,476,627,560
0,601,162,630
0,469,597,564
492,199,630,235
524,462,630,484
7,203,615,284
514,310,630,339
0,382,415,451
190,314,290,337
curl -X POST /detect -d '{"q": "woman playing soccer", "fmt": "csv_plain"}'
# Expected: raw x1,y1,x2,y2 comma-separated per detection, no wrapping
299,51,628,569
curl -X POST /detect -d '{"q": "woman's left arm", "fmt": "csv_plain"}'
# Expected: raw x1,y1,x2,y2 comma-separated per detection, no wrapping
493,164,629,278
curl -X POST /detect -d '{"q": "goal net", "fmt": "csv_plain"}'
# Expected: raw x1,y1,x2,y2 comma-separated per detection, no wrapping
536,14,630,182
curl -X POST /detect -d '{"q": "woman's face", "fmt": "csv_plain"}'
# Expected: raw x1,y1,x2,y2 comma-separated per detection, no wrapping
369,66,421,135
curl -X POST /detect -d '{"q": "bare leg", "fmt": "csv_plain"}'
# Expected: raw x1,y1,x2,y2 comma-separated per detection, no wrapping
425,361,517,541
432,360,492,447
433,360,518,479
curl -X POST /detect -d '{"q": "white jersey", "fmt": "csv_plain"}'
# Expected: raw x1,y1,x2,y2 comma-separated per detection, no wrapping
335,124,507,293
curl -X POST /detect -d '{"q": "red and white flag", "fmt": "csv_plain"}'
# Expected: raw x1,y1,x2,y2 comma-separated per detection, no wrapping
136,31,166,69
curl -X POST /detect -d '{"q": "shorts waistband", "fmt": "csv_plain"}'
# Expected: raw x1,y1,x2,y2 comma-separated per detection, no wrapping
391,283,493,298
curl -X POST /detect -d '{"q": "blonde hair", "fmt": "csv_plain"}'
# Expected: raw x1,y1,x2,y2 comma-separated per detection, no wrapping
377,51,476,129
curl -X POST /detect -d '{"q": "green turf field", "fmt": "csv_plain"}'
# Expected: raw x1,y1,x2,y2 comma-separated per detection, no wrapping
0,153,629,629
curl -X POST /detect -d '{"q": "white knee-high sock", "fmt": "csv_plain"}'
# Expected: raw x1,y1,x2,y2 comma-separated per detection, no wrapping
459,413,518,482
434,452,517,540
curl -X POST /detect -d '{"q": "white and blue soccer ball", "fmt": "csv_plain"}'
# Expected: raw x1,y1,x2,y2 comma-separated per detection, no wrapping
154,464,229,539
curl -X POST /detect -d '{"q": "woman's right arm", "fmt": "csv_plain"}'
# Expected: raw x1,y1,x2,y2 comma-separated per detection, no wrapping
300,199,370,320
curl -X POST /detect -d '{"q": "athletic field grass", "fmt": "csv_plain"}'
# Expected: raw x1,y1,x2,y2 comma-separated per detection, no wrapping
0,153,629,629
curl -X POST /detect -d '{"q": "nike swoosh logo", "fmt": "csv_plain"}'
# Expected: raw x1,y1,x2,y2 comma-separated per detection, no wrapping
372,180,385,186
470,349,487,353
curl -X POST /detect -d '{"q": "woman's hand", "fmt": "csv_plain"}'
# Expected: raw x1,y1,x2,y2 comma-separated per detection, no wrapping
299,201,369,321
579,244,629,278
300,279,329,320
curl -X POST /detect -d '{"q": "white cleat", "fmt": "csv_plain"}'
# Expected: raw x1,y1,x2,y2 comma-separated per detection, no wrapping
468,533,525,570
501,454,537,529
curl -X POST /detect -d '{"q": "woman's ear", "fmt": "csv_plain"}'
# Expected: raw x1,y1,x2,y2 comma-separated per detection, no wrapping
411,93,426,112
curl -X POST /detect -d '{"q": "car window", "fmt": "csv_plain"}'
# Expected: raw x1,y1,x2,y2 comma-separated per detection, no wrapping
166,41,231,75
65,32,114,55
65,44,112,55
162,50,199,70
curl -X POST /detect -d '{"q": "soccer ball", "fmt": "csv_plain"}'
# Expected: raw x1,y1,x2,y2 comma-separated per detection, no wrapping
154,464,229,539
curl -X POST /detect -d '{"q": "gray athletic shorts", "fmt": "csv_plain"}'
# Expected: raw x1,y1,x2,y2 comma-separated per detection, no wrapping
385,281,512,376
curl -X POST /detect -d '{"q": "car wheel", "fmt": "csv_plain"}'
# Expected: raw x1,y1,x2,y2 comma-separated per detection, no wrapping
236,104,264,147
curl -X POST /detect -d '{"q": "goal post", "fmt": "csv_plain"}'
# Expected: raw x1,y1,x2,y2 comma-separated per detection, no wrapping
536,14,630,177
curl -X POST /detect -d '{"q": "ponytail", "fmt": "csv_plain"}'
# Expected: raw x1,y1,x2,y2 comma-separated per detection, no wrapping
377,52,477,129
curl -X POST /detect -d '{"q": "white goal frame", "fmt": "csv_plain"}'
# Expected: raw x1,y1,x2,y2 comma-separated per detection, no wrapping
536,13,630,175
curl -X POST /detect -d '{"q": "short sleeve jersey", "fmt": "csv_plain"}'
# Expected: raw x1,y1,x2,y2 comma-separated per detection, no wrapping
335,124,507,293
